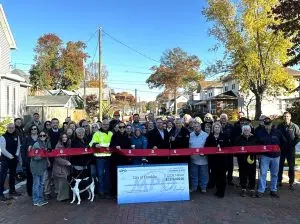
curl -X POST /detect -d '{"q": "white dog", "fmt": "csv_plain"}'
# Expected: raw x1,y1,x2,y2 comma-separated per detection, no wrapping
68,176,95,205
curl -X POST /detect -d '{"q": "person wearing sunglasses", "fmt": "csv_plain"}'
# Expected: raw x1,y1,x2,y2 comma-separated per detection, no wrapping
43,121,52,133
24,113,43,133
30,131,51,206
0,123,22,201
21,125,39,197
110,122,132,197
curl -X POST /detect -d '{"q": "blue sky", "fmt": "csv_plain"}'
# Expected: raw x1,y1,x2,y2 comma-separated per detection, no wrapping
2,0,219,101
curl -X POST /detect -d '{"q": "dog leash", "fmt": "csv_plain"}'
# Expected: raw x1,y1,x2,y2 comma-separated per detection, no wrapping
67,158,92,186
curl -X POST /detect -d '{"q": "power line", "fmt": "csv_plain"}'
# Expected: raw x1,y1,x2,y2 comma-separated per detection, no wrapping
90,37,99,64
102,29,160,64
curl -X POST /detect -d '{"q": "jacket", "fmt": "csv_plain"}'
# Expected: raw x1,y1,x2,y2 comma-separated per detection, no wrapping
255,127,286,157
0,132,20,160
70,137,91,167
90,130,113,157
110,132,131,149
21,135,38,167
147,128,170,149
52,142,71,179
234,134,258,159
277,122,300,150
131,135,148,149
171,127,190,149
30,140,50,176
48,128,61,149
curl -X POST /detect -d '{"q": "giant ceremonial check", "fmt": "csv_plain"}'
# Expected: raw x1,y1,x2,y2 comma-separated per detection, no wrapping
117,164,190,204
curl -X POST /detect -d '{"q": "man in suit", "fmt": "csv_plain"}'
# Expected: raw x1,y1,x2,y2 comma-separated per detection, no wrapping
148,118,170,164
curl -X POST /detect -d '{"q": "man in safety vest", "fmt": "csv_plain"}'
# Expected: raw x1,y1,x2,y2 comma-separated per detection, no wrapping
89,119,113,199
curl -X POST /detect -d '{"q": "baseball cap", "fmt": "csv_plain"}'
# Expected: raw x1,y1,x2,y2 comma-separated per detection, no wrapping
263,117,272,125
113,111,120,116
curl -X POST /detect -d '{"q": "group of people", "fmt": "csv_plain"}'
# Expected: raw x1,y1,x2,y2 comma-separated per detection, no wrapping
0,110,299,206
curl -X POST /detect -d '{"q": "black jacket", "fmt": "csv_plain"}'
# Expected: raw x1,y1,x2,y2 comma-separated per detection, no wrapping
147,128,170,149
277,122,300,150
110,132,131,149
21,136,38,166
70,137,91,166
171,127,190,149
48,129,61,149
205,133,230,148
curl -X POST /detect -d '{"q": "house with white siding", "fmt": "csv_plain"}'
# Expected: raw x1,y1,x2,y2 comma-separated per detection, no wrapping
0,4,31,120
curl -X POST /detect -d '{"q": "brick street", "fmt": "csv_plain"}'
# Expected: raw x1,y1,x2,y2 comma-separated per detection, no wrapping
1,182,299,224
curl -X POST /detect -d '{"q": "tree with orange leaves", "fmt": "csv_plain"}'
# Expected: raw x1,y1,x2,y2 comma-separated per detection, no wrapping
146,47,203,114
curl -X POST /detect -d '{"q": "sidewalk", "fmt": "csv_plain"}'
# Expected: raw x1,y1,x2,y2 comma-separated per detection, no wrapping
0,182,300,224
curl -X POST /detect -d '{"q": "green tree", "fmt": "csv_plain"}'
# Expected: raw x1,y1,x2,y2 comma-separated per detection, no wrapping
271,0,300,66
146,47,203,114
203,0,296,119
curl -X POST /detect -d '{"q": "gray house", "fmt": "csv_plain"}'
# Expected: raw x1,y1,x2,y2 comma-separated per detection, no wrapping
0,4,30,120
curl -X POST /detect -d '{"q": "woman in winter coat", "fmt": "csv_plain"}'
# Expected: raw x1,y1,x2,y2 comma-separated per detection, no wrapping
31,131,51,206
53,133,72,201
205,122,230,198
234,125,258,197
131,128,148,165
70,128,91,179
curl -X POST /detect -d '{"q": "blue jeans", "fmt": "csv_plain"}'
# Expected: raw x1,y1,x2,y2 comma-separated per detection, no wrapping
32,171,46,204
190,163,209,191
258,156,280,193
96,158,111,194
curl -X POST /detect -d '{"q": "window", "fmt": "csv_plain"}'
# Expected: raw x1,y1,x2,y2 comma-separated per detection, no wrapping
224,86,228,91
232,84,236,90
7,86,10,115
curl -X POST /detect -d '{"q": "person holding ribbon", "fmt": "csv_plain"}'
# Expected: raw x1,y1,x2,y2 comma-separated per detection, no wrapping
189,122,209,193
205,122,230,198
255,117,286,198
53,133,72,202
89,119,113,199
30,131,51,206
234,125,258,197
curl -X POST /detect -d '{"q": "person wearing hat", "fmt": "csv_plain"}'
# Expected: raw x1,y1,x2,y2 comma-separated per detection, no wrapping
234,125,258,197
277,111,300,190
109,111,121,131
255,117,286,198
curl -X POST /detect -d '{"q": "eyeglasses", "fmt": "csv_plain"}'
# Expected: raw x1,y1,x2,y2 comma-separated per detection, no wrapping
31,128,37,130
46,123,51,126
119,126,125,129
83,125,89,128
39,135,46,137
92,126,98,129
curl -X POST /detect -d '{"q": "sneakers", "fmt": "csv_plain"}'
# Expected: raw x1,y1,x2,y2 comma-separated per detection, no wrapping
240,189,246,197
201,189,207,193
270,191,280,198
249,190,256,198
288,184,295,191
33,201,48,206
256,192,263,198
9,191,21,197
0,195,8,201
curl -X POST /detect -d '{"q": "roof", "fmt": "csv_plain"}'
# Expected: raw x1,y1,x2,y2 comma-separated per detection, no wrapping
285,68,300,77
11,69,30,83
27,96,75,107
199,80,222,89
48,89,78,96
0,4,16,49
76,88,110,100
210,91,238,100
222,67,300,82
0,73,26,82
205,82,223,89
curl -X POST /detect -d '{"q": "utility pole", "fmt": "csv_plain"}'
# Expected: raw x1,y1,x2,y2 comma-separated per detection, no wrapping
98,27,103,121
83,58,86,110
135,88,137,113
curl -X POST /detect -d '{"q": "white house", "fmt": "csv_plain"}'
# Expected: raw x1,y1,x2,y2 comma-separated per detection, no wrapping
169,95,188,114
0,5,30,120
221,68,300,118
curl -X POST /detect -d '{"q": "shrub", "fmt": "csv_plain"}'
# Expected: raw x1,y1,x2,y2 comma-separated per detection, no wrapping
0,117,12,135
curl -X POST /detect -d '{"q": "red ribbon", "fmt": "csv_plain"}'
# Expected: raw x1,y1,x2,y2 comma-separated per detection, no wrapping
27,145,280,158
